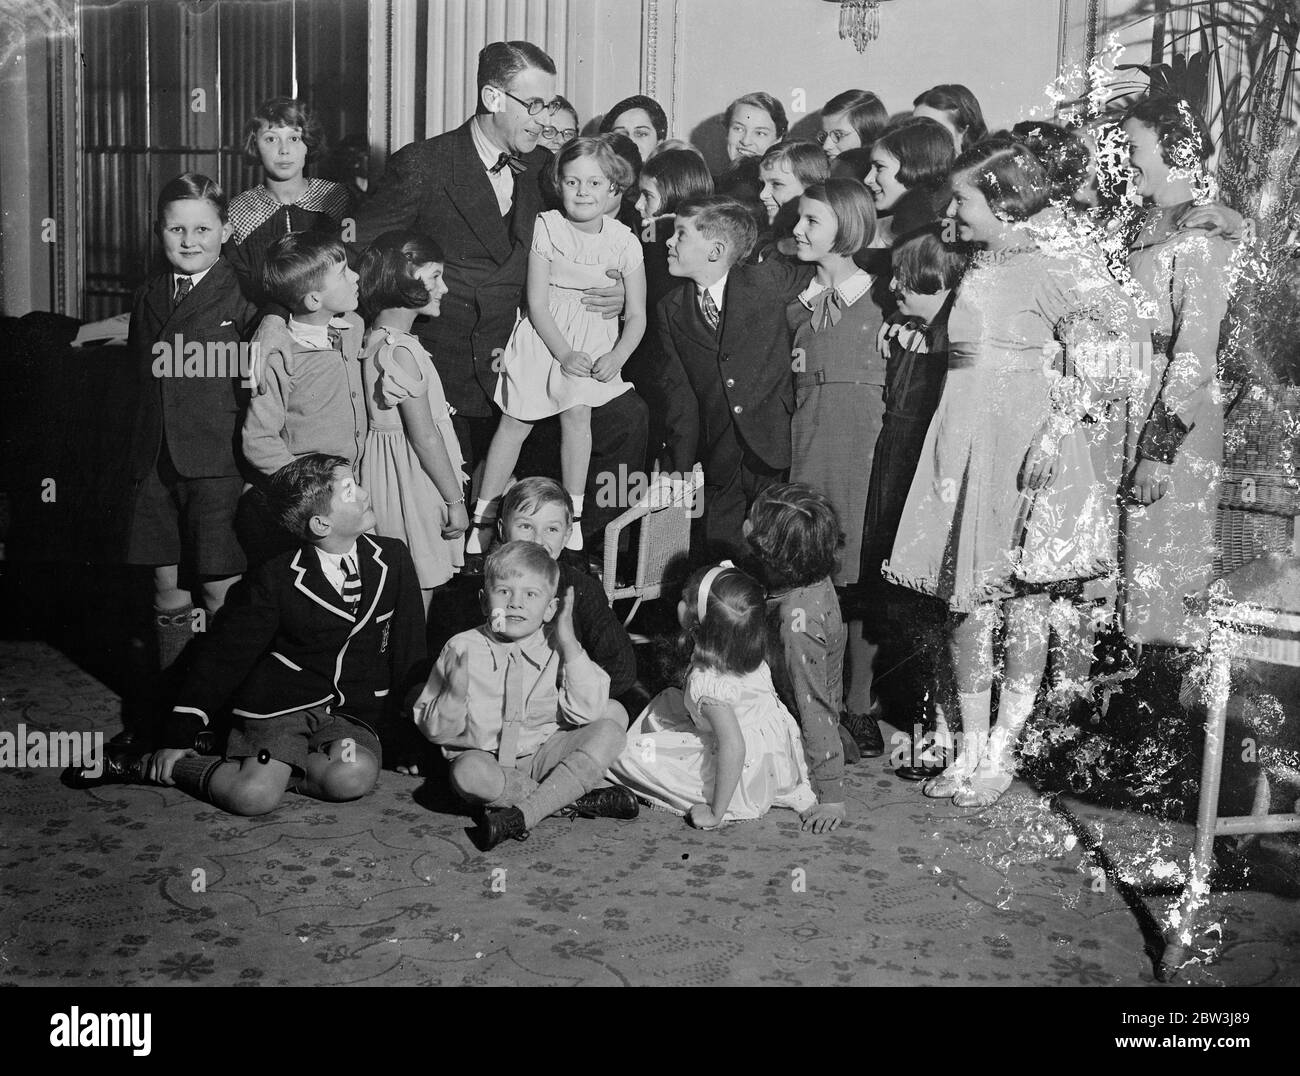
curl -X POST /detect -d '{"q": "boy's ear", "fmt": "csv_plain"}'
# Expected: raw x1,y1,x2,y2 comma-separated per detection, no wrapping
496,517,507,541
708,240,725,263
542,595,559,623
219,220,233,246
307,514,331,539
302,290,322,312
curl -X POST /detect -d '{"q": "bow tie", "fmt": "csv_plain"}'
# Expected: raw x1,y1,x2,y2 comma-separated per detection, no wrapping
490,151,527,177
877,319,931,356
806,287,844,333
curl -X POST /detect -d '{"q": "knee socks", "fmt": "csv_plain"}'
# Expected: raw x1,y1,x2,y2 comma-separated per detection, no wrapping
154,604,194,671
169,754,223,801
485,766,540,810
518,747,605,830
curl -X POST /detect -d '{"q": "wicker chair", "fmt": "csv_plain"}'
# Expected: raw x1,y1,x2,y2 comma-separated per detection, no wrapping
601,466,704,632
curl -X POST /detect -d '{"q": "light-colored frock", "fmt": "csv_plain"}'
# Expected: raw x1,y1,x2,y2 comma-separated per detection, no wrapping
360,327,465,589
1121,205,1232,647
609,663,818,821
883,246,1122,611
494,210,641,420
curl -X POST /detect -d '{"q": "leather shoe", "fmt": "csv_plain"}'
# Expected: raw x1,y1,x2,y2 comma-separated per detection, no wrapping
64,746,150,790
560,785,640,820
477,806,530,850
841,711,885,758
896,762,946,781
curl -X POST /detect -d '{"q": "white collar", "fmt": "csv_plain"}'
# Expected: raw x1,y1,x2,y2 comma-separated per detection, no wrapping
698,274,728,309
798,269,872,310
316,544,359,568
288,315,352,350
173,265,213,290
470,116,510,172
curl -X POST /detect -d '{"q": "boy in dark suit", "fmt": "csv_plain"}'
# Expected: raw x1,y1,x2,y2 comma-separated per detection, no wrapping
125,173,259,681
80,455,426,815
656,196,813,557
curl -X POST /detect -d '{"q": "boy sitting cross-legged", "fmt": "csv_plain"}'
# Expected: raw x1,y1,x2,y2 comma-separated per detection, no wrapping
415,540,638,850
74,454,426,815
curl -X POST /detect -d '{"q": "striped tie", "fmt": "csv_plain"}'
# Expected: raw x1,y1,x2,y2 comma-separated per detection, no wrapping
341,556,362,614
173,276,193,308
700,289,720,332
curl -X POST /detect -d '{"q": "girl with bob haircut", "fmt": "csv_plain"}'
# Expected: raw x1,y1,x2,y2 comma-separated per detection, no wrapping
912,84,988,153
758,141,831,225
788,178,887,757
885,138,1134,808
866,116,957,244
600,94,669,163
723,91,788,162
637,148,715,222
819,89,889,160
357,229,467,611
748,483,854,832
609,562,817,828
470,136,646,554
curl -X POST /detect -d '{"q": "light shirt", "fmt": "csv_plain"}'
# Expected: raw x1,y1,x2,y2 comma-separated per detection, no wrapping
172,265,213,295
698,274,729,320
414,624,610,761
315,544,360,596
797,268,873,310
287,315,353,350
470,115,516,216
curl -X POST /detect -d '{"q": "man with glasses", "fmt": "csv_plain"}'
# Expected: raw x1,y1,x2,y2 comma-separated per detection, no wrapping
354,41,645,545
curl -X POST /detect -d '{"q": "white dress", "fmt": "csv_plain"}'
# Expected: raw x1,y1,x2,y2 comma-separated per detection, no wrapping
494,210,640,420
610,663,818,821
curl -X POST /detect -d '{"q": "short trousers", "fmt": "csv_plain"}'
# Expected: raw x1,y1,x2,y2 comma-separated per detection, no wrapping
225,705,382,777
127,442,245,577
519,724,599,783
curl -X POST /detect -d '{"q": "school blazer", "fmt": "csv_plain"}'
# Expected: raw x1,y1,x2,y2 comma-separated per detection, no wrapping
127,257,259,480
165,534,427,746
352,120,550,416
656,257,814,473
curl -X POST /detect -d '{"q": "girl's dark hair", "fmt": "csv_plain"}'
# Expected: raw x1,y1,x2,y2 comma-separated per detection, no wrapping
156,172,228,222
913,84,987,151
876,117,956,192
357,230,445,322
891,222,967,295
801,179,877,255
822,89,889,146
745,483,842,589
600,131,643,178
242,97,327,164
600,94,669,141
1121,94,1214,167
680,564,769,675
829,146,873,183
641,148,714,214
724,91,789,139
952,137,1049,221
1011,120,1091,203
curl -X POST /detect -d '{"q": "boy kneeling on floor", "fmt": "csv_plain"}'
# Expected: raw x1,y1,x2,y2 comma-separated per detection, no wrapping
75,453,425,814
415,540,637,849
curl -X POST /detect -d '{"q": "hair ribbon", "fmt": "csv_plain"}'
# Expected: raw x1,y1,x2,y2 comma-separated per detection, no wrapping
697,560,735,623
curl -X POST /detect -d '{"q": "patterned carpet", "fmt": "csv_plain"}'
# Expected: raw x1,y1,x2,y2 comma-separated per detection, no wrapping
2,639,1297,988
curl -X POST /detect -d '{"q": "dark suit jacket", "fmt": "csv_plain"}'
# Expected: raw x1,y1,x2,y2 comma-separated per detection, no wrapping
656,257,813,473
165,533,427,746
353,120,550,417
127,258,259,479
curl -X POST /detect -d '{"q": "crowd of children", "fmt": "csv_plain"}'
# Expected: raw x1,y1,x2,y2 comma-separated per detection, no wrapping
77,41,1243,852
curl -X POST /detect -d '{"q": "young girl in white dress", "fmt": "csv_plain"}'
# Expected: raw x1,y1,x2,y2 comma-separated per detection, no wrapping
467,137,648,552
610,562,817,828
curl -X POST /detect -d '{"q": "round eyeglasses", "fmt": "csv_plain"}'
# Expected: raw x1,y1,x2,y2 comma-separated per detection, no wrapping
540,125,578,142
496,86,564,117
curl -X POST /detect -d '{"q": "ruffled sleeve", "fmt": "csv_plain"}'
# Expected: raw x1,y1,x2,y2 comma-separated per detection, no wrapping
614,221,645,274
689,666,742,708
371,330,431,407
530,211,558,261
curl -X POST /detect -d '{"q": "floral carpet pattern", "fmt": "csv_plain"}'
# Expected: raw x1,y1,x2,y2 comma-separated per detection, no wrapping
2,640,1297,987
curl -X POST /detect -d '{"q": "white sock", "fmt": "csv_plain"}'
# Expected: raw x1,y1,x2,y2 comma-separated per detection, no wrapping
466,498,499,554
982,686,1037,776
471,498,496,523
570,493,585,517
953,688,991,775
566,493,585,550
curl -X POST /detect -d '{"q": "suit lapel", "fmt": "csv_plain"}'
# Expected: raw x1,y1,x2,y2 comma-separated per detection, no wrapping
143,274,176,336
289,547,355,623
677,284,721,354
351,535,388,637
450,121,513,264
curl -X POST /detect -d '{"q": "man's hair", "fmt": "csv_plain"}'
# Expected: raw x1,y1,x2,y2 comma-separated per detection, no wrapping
952,137,1049,222
265,454,351,539
242,97,327,164
891,222,967,295
822,89,889,146
1121,93,1214,168
675,195,759,266
802,179,877,255
913,84,988,151
875,117,957,191
476,40,556,115
262,231,348,309
484,539,560,597
156,172,228,223
600,94,669,141
358,229,445,322
641,148,714,215
745,482,842,589
760,141,831,188
500,476,573,528
724,91,789,140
